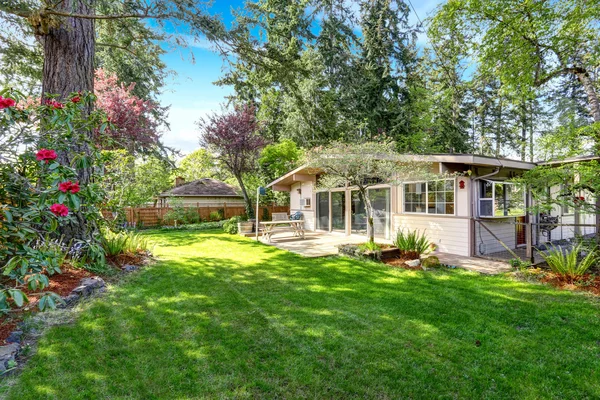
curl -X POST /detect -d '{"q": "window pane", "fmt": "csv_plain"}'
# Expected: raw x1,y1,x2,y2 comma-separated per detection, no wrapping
404,183,426,213
481,181,493,198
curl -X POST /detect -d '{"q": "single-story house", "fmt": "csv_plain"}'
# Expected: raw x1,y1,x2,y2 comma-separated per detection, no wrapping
157,177,245,208
267,154,598,258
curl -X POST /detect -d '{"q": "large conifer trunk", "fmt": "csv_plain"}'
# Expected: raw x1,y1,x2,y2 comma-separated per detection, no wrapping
42,0,96,242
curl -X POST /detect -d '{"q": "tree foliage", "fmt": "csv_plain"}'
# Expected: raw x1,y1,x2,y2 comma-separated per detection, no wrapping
198,105,266,217
94,69,165,155
306,141,431,243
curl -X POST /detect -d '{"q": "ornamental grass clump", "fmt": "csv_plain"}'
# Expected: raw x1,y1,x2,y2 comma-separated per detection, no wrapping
539,244,597,283
394,229,430,259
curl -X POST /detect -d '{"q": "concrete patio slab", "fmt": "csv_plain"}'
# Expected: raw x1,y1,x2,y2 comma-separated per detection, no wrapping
434,252,512,275
258,231,512,274
258,231,367,257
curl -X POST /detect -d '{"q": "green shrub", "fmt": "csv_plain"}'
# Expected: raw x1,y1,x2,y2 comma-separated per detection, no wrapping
209,210,224,221
158,220,226,231
223,215,248,234
394,229,430,259
539,244,597,282
358,242,381,252
509,258,531,269
338,243,382,260
421,256,441,269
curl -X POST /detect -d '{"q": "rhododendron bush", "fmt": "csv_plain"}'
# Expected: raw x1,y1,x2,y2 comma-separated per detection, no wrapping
0,89,107,311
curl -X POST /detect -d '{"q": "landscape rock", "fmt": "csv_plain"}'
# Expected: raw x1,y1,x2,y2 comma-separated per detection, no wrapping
405,259,421,267
0,343,19,372
123,264,138,273
72,277,105,297
5,331,22,344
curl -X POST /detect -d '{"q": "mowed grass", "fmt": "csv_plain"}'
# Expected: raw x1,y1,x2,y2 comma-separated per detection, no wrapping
5,230,600,399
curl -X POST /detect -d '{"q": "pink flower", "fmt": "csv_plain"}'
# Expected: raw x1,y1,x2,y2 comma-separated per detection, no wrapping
0,96,16,109
36,149,57,163
58,181,80,194
50,203,69,217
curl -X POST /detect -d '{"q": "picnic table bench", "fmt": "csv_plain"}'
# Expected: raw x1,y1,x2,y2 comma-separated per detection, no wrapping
259,220,305,243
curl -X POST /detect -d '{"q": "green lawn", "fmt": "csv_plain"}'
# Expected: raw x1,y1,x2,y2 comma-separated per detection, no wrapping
5,230,600,399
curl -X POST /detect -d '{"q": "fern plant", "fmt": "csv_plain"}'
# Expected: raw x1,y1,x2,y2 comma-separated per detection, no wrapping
539,244,597,283
394,229,430,259
100,230,151,257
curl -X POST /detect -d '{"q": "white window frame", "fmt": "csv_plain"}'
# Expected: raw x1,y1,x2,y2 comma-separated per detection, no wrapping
478,180,526,218
402,178,456,216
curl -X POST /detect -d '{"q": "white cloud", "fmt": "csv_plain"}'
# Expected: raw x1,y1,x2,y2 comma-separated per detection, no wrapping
162,106,215,155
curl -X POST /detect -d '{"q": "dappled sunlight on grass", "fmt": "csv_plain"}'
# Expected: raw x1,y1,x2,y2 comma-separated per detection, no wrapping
5,229,600,399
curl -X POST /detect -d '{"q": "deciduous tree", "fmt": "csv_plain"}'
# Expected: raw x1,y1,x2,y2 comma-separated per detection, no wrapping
198,105,266,217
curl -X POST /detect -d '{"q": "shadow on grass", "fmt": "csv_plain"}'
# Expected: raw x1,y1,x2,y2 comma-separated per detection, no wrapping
6,230,600,399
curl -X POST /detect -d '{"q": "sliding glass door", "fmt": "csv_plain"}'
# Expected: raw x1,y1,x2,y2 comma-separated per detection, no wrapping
370,188,390,239
351,188,390,239
331,191,345,231
316,192,329,230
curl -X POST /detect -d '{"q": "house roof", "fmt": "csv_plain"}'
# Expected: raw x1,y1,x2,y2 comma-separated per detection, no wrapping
158,178,243,198
266,153,537,189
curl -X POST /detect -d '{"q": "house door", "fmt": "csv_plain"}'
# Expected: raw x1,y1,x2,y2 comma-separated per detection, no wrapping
331,191,346,232
516,216,526,246
316,192,329,231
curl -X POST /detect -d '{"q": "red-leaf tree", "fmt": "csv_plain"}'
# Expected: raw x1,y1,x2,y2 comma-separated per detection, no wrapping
198,105,266,217
95,69,164,155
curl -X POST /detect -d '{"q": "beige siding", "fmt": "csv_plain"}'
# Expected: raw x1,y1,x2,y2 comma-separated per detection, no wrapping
474,218,516,255
393,214,470,256
291,182,316,231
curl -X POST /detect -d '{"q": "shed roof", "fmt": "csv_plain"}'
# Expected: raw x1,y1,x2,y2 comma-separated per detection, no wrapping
158,178,243,198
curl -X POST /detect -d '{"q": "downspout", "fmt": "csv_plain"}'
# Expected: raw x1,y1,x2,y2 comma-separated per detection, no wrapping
470,166,502,256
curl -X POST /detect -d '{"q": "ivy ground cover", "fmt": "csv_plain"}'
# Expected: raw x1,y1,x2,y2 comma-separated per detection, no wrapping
4,230,600,399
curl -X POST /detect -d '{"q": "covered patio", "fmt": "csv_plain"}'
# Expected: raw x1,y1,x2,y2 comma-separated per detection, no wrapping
257,231,511,274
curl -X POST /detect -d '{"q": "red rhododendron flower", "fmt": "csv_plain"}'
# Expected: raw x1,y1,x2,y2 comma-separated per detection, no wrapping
69,182,80,194
71,96,81,103
58,181,80,194
0,96,16,109
36,149,58,163
45,99,64,109
50,203,69,217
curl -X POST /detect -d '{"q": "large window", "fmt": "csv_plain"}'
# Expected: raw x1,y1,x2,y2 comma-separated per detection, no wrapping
404,179,455,215
479,180,525,217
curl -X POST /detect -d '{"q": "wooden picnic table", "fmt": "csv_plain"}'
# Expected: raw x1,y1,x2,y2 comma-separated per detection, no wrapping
259,220,305,243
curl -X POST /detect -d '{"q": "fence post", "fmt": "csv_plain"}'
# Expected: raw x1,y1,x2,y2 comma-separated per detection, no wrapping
224,202,228,218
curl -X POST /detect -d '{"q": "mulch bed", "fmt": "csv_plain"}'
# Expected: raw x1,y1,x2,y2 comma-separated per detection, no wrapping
541,273,600,296
0,265,93,345
383,256,423,270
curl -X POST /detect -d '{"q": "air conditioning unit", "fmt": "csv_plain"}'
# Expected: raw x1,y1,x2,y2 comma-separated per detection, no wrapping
299,198,311,207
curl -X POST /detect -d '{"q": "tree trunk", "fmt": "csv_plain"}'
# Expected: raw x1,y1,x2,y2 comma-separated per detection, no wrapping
42,0,96,243
235,174,254,218
359,187,374,244
575,70,600,125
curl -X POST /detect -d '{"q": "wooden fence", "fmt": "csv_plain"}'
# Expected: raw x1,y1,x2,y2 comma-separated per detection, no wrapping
103,204,290,227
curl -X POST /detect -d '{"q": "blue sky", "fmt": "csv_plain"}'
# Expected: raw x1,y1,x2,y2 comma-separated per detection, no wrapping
160,0,444,154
